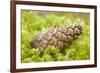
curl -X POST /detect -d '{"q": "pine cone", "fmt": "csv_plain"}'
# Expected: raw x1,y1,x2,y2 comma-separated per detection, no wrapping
31,24,82,54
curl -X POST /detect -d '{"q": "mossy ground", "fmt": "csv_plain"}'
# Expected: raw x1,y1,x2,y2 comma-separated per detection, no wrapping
21,10,90,63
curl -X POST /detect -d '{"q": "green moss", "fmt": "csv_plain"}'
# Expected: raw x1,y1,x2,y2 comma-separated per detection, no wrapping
21,10,90,63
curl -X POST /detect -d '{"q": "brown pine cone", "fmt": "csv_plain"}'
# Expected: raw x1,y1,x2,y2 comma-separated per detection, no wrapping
31,24,82,54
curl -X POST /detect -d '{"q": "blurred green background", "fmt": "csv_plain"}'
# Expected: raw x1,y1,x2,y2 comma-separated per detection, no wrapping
21,10,90,63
